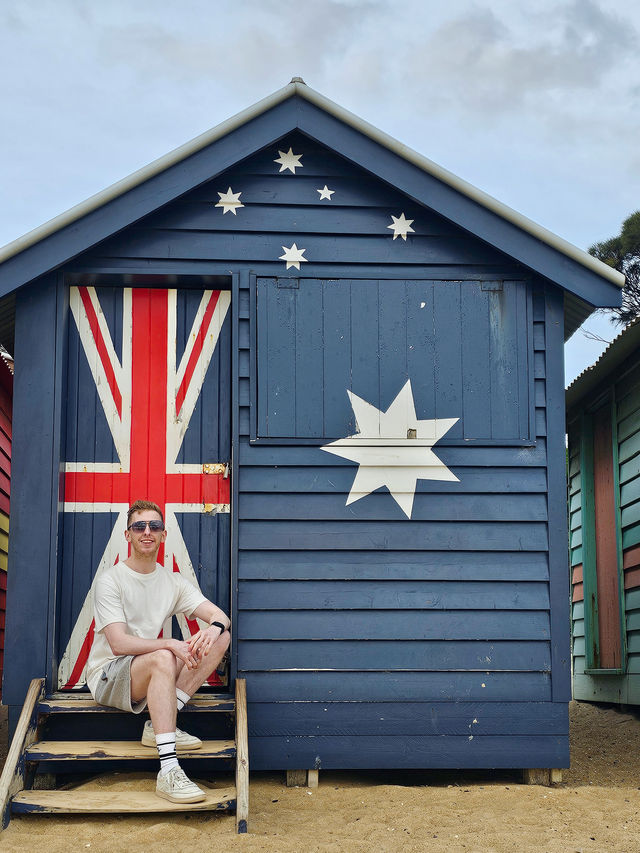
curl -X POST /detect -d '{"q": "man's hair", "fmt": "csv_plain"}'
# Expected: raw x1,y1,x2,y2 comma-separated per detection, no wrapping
127,499,164,528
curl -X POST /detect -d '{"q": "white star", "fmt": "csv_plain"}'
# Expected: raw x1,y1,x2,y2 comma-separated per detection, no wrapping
321,380,459,518
387,212,415,241
274,147,303,173
317,185,335,200
279,243,308,270
214,187,244,215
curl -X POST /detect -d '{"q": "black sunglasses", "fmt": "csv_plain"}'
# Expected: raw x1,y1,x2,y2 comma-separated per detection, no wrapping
128,520,165,532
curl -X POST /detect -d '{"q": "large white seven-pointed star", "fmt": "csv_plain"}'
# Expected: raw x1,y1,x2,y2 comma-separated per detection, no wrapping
321,380,459,518
215,187,244,215
279,243,308,270
274,147,303,173
387,212,415,241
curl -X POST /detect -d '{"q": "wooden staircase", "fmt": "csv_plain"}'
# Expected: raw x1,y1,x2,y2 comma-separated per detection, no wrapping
0,677,249,832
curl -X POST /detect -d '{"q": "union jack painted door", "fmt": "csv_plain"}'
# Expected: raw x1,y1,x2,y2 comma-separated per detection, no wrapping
57,285,231,690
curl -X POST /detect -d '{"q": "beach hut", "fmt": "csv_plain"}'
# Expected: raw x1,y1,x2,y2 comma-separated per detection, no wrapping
0,80,623,781
568,321,640,705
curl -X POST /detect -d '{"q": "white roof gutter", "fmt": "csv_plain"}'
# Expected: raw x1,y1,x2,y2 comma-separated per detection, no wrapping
0,79,625,289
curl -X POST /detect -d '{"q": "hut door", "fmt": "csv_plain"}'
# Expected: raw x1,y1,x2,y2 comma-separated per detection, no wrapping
582,398,625,672
57,284,231,690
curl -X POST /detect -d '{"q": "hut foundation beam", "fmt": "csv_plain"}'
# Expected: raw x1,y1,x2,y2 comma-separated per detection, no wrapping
523,768,562,786
286,770,319,788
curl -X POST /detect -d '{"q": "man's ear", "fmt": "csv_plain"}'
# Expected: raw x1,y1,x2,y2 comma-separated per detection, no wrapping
124,527,131,543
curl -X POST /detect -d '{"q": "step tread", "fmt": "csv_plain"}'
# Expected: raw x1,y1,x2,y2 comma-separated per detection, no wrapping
12,787,236,814
40,694,235,714
26,739,236,761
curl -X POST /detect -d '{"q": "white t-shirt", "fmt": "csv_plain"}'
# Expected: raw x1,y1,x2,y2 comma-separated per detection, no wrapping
86,560,207,697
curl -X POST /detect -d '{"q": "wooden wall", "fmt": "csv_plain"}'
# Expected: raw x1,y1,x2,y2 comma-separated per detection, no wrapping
5,131,570,768
570,354,640,703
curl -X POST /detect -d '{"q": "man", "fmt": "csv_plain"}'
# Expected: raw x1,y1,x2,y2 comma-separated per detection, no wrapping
86,499,231,804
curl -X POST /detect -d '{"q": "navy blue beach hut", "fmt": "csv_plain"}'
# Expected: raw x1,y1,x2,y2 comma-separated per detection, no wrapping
0,81,623,780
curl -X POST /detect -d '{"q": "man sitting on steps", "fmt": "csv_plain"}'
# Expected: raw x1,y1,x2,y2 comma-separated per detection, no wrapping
86,499,231,804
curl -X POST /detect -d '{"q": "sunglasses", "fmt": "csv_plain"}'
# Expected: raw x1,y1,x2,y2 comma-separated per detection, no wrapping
128,520,165,532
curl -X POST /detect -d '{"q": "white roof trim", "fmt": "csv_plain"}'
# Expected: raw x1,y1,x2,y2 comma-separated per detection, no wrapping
0,80,625,289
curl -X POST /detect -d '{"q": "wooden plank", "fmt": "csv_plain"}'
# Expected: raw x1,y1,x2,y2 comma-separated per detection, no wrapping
26,739,235,761
238,579,550,610
592,402,623,669
235,678,249,834
248,734,569,770
255,670,554,703
239,465,548,494
98,230,502,266
286,770,308,787
188,173,420,208
247,701,568,737
459,283,490,437
238,549,550,581
237,492,548,522
39,695,235,714
294,281,324,437
321,280,352,437
240,609,551,641
620,475,640,509
147,201,453,235
625,567,640,590
238,639,550,672
11,787,236,814
0,677,44,828
238,438,548,467
239,519,549,551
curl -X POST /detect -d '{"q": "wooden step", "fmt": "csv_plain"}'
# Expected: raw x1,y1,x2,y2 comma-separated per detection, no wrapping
39,694,235,714
26,739,236,761
11,787,236,814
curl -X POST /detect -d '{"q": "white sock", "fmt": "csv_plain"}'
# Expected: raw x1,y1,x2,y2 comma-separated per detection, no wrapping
176,688,191,712
156,732,179,777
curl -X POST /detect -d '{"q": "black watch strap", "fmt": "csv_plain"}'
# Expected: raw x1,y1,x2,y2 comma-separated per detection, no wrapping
210,620,227,633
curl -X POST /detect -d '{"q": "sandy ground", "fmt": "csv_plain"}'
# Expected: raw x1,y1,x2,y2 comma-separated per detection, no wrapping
1,700,640,852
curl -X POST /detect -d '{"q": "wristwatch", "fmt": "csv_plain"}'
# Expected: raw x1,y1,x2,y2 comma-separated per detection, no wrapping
210,620,228,634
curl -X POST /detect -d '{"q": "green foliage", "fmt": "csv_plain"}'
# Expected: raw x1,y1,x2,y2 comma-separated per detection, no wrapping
589,211,640,325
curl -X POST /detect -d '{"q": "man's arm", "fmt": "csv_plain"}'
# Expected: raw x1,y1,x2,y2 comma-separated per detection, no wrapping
102,622,199,669
187,601,230,658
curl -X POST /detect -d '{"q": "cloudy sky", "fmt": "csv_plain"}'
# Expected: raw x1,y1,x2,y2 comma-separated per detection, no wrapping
1,0,638,382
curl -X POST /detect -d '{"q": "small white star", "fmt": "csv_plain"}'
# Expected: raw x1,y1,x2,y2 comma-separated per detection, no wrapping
317,185,335,200
321,380,459,518
214,187,244,215
274,147,303,174
279,243,308,270
387,212,415,241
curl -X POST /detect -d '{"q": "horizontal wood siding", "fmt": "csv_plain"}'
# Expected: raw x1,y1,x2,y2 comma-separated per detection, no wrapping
59,133,565,767
236,269,562,768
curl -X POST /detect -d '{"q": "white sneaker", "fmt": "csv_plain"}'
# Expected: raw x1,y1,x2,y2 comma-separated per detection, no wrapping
141,719,202,750
156,766,206,804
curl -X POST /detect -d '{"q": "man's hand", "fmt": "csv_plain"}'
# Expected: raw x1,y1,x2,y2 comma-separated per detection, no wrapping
165,638,200,670
188,625,224,660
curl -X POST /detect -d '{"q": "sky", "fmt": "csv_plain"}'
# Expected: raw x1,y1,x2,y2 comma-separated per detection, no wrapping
1,0,638,383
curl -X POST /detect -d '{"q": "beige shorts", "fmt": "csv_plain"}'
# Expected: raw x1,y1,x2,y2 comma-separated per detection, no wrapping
94,655,148,714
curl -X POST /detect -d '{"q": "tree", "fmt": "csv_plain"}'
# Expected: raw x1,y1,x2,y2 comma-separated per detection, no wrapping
588,210,640,325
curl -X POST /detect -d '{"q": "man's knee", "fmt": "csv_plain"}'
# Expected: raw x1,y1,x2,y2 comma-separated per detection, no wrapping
147,648,177,676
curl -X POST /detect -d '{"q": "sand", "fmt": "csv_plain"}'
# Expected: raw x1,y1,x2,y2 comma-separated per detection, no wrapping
1,700,639,852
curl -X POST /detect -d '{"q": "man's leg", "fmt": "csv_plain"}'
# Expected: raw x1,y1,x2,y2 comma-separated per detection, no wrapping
176,631,230,700
130,649,205,803
130,649,177,734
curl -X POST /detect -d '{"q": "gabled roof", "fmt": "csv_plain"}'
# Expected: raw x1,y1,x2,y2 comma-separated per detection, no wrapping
0,79,623,324
566,319,640,412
